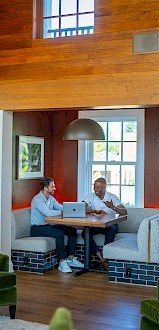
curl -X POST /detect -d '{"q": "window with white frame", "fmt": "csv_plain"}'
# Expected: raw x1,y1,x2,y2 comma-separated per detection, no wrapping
34,0,94,39
78,110,145,207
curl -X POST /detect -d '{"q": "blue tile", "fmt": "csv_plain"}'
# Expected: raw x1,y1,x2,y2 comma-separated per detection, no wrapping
109,272,123,277
109,262,124,267
11,257,18,261
27,253,40,258
31,258,44,264
131,269,146,275
19,266,31,271
140,275,154,281
130,274,138,279
130,264,139,269
29,263,38,268
117,278,131,283
76,251,83,256
108,267,115,271
132,279,146,285
38,255,45,260
147,281,157,286
124,263,138,269
147,271,159,276
16,261,25,266
109,277,115,281
116,267,125,272
140,265,154,270
12,251,24,256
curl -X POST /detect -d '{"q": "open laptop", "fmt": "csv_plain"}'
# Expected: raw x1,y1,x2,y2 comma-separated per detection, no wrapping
63,202,86,218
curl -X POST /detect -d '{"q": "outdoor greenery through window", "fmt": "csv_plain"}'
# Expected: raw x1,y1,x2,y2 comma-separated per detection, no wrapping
78,110,144,208
43,0,94,38
91,121,137,206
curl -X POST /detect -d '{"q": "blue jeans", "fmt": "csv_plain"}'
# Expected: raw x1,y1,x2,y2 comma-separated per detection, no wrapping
81,224,119,255
30,224,77,259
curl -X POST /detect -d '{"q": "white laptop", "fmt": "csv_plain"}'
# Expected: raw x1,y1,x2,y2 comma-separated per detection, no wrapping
63,202,86,218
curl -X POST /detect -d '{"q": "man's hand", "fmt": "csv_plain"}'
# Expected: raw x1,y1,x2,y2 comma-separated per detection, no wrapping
104,200,127,215
104,199,114,210
86,209,95,214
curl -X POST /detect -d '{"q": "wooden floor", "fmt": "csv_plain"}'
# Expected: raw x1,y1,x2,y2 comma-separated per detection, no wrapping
1,270,157,330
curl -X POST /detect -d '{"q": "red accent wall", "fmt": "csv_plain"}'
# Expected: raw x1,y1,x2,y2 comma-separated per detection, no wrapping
144,108,159,207
12,110,78,209
52,111,78,203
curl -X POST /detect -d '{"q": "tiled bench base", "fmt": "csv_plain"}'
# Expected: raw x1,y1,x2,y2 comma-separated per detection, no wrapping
76,243,103,268
11,244,103,274
11,249,58,274
108,260,159,286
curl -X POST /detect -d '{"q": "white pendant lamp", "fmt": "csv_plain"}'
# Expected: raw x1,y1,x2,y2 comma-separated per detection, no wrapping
62,118,105,140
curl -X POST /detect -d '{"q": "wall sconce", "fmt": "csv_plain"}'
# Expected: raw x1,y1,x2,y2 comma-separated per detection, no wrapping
62,118,105,140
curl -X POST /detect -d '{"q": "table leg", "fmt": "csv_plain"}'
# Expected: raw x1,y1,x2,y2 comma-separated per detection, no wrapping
72,226,108,276
72,226,90,277
84,226,91,269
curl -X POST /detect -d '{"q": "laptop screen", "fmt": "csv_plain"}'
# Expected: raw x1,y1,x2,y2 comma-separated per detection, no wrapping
63,202,86,218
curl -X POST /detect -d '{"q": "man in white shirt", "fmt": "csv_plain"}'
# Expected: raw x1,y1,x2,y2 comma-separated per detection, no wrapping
31,177,84,273
82,177,127,269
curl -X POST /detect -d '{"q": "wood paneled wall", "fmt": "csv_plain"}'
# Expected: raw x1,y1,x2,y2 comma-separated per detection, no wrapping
0,0,159,110
2,1,159,208
0,1,32,51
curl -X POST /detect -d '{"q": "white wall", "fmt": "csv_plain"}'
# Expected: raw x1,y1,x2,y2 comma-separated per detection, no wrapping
0,111,13,271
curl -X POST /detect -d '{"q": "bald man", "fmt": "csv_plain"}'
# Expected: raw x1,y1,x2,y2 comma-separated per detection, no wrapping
82,177,127,269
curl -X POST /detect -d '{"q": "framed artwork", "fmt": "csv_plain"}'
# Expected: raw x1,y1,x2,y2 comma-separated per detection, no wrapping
17,135,44,180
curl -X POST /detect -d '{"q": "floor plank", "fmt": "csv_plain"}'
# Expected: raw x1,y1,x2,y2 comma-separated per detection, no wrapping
0,270,157,329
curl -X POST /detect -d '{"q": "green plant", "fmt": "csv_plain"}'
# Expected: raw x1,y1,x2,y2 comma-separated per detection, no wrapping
49,307,73,330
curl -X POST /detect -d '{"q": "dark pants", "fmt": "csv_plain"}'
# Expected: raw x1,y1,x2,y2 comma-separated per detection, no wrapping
30,224,77,259
81,224,119,255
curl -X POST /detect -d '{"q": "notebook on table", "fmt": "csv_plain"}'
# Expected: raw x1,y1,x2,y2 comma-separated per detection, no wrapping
63,202,86,218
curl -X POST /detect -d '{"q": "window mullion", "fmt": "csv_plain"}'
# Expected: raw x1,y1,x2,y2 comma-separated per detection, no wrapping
120,122,123,201
106,122,108,161
77,0,79,35
59,0,61,36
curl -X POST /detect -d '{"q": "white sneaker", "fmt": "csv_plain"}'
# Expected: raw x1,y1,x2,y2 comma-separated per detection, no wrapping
66,257,84,268
58,260,72,273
